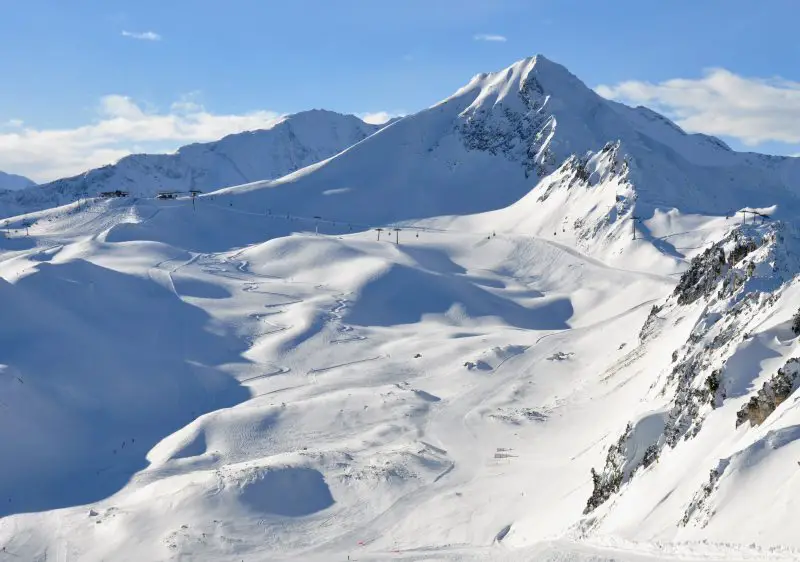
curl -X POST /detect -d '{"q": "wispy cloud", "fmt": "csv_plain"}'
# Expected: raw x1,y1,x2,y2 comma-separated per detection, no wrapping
121,30,161,41
0,95,282,182
2,119,23,128
358,111,404,125
473,33,507,42
596,69,800,146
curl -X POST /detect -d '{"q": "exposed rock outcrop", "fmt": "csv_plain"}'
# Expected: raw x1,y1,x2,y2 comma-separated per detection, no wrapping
735,358,800,427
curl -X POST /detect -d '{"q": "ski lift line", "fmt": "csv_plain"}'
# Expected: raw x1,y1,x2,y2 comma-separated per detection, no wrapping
202,199,500,237
44,193,767,249
653,223,737,241
223,196,740,245
241,198,740,245
203,197,749,243
203,201,412,233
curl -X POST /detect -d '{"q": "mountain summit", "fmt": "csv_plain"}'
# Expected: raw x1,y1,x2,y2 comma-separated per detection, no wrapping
186,54,800,237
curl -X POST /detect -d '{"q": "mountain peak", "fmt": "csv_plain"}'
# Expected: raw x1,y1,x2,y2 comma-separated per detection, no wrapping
452,54,589,104
440,55,603,157
0,170,36,192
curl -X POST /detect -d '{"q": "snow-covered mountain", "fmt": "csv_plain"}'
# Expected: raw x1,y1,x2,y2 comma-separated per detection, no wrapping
0,170,35,191
100,55,800,261
5,55,800,562
573,219,800,547
0,109,382,218
203,55,800,227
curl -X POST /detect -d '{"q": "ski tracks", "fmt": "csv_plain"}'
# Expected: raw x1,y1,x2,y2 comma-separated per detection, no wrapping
147,253,203,295
192,253,375,382
327,293,369,345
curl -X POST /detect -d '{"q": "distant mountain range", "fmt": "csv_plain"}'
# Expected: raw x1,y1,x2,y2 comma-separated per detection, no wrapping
0,109,383,218
0,170,35,192
6,56,800,227
204,55,800,236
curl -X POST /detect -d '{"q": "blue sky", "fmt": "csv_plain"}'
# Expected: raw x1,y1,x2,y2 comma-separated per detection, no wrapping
1,0,799,181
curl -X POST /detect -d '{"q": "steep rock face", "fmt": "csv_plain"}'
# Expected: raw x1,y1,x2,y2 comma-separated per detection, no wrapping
534,141,633,243
584,412,666,515
0,110,382,218
735,358,800,427
451,138,653,272
585,424,631,514
673,230,760,306
452,56,657,190
453,57,800,221
458,67,556,178
584,221,800,521
679,461,728,528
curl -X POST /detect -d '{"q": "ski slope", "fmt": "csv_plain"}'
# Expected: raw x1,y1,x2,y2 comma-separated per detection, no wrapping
2,54,800,562
1,191,798,562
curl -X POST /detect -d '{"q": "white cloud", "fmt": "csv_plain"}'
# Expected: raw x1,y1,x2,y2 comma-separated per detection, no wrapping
3,119,24,128
121,30,161,41
99,95,147,120
0,95,282,182
473,33,507,42
359,111,404,125
596,69,800,146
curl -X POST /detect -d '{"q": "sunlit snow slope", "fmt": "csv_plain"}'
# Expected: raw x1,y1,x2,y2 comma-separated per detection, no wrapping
3,55,800,562
104,56,800,258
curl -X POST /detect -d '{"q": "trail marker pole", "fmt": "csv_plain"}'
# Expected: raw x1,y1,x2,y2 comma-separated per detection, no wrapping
188,189,202,211
394,228,401,245
631,215,640,240
376,228,383,241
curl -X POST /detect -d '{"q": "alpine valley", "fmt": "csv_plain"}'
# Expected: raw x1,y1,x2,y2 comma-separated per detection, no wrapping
3,55,800,562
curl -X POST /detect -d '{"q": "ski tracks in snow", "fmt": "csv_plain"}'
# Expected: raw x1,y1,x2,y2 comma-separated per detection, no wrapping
327,293,369,345
189,253,377,383
147,252,203,295
309,342,533,555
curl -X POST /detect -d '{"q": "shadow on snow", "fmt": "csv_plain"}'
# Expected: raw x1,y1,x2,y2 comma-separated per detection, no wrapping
0,258,251,517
